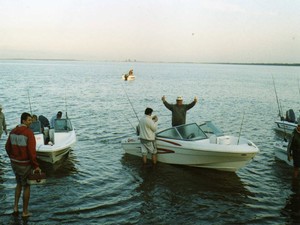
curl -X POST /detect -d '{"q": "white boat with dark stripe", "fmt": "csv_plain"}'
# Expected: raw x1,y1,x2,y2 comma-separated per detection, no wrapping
121,121,259,172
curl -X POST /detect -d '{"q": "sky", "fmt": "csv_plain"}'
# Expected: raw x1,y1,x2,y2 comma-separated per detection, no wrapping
0,0,299,63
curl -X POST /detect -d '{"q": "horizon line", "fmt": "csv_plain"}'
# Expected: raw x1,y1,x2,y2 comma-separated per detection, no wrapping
0,58,299,66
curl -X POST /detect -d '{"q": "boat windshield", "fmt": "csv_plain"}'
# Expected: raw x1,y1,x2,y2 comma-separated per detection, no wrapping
54,119,73,132
156,123,208,140
30,121,42,134
199,121,224,137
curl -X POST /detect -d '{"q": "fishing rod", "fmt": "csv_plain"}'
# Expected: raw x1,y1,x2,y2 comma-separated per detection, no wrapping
272,75,282,118
64,91,68,119
126,117,137,133
27,89,32,115
237,110,245,145
272,76,288,140
121,83,140,123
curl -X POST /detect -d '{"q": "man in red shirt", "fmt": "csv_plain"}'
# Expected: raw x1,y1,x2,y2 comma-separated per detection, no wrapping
6,112,41,218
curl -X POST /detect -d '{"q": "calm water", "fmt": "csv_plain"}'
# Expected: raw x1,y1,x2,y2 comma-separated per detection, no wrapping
1,60,300,225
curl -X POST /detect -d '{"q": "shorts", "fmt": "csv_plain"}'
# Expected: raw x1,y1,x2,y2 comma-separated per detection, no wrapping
11,163,32,186
140,139,157,156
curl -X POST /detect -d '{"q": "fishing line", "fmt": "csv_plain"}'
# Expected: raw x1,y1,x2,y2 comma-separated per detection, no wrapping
237,110,245,145
272,76,288,140
272,75,282,118
64,90,68,119
121,83,140,123
27,89,32,115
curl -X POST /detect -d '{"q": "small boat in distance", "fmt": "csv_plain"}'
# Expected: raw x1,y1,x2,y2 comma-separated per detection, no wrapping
31,117,76,164
121,121,259,172
122,69,135,81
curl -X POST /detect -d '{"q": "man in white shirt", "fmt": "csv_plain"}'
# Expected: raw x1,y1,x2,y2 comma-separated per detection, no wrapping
138,107,158,165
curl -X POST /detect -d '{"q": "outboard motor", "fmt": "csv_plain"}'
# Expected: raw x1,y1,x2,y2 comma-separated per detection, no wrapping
286,109,296,122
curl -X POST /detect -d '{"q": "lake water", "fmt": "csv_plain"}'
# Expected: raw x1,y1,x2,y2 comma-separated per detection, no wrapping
0,60,300,224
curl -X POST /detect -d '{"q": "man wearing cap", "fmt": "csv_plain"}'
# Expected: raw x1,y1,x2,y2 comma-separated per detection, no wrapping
162,96,197,127
0,104,8,139
287,118,300,178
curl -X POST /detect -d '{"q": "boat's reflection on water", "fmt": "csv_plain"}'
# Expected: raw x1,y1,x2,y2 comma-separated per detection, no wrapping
121,154,253,200
38,150,78,178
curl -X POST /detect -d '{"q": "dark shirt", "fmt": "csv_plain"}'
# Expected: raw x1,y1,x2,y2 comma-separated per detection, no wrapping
163,100,196,126
288,128,300,156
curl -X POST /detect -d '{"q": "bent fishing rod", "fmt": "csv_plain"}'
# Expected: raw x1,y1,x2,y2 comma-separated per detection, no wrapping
27,89,33,115
121,83,140,123
237,110,245,145
272,75,282,118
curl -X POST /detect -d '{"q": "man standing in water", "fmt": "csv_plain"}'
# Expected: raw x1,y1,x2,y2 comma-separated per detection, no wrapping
162,96,198,127
138,107,158,165
287,119,300,178
0,104,8,139
5,112,41,217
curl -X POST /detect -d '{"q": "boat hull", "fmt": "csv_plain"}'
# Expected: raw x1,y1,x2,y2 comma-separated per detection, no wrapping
36,147,72,164
274,120,296,135
35,130,76,164
122,74,135,80
274,141,292,166
122,136,259,172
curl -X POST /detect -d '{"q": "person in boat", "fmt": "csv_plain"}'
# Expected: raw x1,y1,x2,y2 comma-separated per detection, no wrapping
128,69,133,76
49,111,62,142
124,69,134,81
38,115,50,129
5,112,41,218
138,107,158,165
37,115,51,144
161,95,198,127
0,104,8,139
29,114,42,133
287,119,300,178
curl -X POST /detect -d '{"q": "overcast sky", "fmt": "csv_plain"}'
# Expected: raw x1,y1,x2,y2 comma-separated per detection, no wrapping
0,0,299,63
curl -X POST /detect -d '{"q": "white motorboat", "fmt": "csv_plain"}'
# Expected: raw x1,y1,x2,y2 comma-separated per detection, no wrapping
31,118,76,164
274,140,292,166
121,121,259,172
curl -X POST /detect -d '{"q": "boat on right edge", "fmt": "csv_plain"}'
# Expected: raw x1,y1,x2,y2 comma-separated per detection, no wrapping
274,109,298,136
274,140,292,166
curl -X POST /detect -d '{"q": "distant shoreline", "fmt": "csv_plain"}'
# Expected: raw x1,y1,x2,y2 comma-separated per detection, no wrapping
0,58,299,67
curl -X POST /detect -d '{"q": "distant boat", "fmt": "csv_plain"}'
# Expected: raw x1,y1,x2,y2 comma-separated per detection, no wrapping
121,121,259,172
31,118,76,164
122,74,135,81
122,69,135,81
